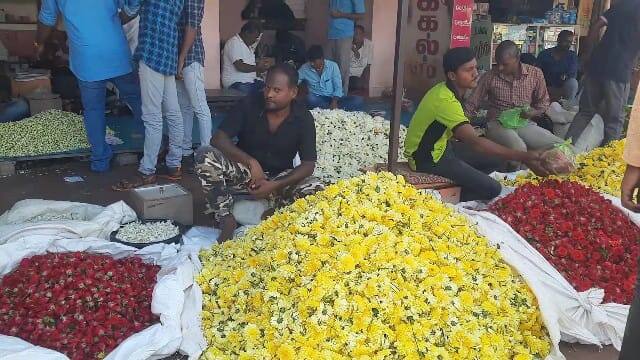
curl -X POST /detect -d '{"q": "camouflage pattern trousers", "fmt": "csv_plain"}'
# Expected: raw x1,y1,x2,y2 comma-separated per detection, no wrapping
195,146,324,221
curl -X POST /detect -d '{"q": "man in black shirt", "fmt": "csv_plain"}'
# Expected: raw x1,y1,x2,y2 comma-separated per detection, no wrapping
196,63,323,242
565,0,640,145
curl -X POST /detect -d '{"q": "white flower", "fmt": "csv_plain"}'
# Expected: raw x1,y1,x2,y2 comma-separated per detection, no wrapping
311,109,407,184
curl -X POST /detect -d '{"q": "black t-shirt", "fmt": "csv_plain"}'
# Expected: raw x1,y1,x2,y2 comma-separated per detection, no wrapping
219,94,317,175
588,0,640,83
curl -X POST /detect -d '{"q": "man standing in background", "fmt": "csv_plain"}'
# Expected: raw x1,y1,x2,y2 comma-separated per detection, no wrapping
177,0,212,169
113,0,185,190
327,0,365,93
37,0,142,173
564,0,640,146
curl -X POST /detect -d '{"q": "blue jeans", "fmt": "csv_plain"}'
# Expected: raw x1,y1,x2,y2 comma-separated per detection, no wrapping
229,80,265,96
78,71,142,172
0,98,29,123
305,94,364,112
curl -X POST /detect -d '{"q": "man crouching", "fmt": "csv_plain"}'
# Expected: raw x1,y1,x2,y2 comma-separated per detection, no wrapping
196,63,324,243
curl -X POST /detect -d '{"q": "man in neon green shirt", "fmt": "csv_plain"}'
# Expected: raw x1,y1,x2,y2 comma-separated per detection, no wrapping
404,47,548,201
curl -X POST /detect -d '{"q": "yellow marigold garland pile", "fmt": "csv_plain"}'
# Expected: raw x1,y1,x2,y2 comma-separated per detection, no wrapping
197,173,551,360
503,140,625,196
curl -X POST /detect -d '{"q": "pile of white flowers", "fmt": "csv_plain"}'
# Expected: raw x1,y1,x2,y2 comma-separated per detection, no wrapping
115,221,179,244
25,213,84,223
311,109,407,184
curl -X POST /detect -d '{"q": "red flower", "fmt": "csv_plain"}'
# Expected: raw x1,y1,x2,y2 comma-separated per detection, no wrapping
0,252,159,359
490,180,640,304
556,246,569,258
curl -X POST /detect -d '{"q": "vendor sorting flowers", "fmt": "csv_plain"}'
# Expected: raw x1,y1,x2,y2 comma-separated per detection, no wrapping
196,64,324,243
404,47,549,201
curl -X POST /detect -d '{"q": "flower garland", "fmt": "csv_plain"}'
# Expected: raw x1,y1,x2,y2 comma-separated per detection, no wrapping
502,140,625,196
312,110,407,184
490,180,640,304
0,252,159,360
198,173,550,359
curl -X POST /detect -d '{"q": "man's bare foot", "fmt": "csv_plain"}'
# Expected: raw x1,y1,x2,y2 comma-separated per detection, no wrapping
261,208,276,221
218,215,237,243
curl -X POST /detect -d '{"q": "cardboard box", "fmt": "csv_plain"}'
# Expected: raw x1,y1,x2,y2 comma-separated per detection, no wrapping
130,184,194,226
11,77,52,97
27,92,62,115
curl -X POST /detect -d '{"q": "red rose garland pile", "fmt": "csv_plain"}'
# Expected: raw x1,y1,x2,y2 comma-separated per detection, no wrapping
489,180,640,304
0,252,159,360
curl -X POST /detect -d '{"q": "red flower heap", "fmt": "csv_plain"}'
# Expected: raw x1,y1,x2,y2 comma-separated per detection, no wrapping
490,180,640,304
0,252,159,360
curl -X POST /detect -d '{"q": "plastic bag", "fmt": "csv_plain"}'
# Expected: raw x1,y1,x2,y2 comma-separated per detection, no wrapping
498,106,529,129
542,140,577,175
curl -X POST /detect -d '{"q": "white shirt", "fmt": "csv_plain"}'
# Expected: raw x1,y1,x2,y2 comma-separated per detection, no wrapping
350,38,372,78
222,34,258,88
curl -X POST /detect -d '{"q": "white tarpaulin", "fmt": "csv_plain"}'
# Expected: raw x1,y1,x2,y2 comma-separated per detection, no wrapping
457,178,636,350
0,200,137,245
0,238,203,360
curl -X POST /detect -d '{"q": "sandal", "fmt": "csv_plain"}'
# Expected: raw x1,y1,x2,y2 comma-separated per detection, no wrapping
159,166,183,181
112,173,157,192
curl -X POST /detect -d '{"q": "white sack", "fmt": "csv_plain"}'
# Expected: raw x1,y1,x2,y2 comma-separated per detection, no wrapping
0,200,136,245
458,179,633,350
0,238,197,360
547,102,604,153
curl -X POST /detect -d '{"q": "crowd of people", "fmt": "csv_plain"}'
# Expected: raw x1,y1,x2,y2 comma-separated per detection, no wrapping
405,0,639,203
19,1,640,237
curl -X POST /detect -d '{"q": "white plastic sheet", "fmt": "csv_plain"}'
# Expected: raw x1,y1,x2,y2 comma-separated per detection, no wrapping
0,238,201,360
0,200,136,245
458,180,634,350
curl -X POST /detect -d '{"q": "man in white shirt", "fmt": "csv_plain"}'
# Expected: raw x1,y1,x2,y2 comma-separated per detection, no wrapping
349,25,372,94
222,21,270,95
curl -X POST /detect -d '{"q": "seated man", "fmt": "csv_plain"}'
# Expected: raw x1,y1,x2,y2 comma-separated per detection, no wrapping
272,29,306,69
537,30,579,102
221,21,270,95
405,47,548,202
349,24,372,94
298,45,363,111
196,64,324,243
465,41,563,162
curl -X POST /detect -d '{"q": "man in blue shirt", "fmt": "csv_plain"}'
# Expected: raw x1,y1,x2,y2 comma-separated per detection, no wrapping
37,0,142,173
327,0,366,93
298,45,363,111
537,30,578,102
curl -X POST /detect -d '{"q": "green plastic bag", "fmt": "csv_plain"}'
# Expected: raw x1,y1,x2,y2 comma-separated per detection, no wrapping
498,107,529,129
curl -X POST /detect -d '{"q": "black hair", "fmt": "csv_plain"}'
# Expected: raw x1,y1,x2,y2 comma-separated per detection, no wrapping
241,20,262,35
355,24,365,33
307,45,324,62
267,63,299,88
495,40,520,62
557,30,574,41
443,47,475,75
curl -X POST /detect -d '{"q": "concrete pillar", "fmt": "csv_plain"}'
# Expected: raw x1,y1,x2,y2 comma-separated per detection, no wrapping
369,0,398,97
202,0,221,89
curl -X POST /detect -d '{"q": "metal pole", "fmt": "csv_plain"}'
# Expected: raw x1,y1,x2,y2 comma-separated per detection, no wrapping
387,0,410,172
